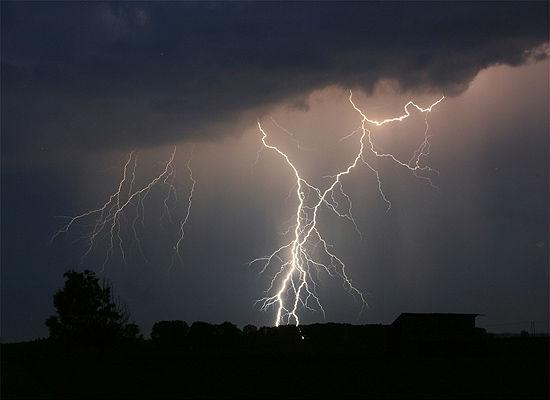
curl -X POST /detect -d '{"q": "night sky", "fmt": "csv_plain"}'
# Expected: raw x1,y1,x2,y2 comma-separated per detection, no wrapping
1,2,548,341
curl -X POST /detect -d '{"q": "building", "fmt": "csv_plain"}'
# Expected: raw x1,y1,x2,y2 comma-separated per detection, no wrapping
389,313,486,356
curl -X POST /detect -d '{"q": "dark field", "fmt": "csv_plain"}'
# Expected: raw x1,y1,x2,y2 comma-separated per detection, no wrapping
2,334,548,399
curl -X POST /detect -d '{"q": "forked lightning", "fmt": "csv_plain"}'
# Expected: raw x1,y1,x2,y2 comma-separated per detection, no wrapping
251,90,444,326
52,147,196,270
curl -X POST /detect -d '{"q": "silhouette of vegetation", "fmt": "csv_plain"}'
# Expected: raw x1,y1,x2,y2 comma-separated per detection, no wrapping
151,320,189,345
45,270,140,348
1,270,547,399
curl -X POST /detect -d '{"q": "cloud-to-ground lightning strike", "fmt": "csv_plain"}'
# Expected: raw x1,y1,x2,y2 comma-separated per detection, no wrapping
251,90,444,326
52,147,197,271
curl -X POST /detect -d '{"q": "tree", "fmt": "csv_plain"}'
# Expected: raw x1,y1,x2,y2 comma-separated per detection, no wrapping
243,324,258,337
46,270,139,347
151,320,189,345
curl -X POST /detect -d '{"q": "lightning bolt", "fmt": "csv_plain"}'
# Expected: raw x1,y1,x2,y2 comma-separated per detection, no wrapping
170,145,197,269
251,90,444,326
52,146,196,271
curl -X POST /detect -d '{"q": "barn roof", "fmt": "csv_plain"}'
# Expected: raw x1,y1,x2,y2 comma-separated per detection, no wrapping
391,313,481,326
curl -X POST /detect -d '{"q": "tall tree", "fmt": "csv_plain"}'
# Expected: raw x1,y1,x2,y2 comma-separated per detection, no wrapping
46,270,139,347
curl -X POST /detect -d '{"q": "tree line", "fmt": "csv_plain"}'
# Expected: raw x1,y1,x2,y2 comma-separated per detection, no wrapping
45,270,386,354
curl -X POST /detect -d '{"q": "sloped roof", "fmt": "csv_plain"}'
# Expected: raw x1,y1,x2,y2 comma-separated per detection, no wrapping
391,313,481,326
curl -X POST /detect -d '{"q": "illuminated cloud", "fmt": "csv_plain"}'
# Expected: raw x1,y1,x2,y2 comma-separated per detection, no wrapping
1,2,548,163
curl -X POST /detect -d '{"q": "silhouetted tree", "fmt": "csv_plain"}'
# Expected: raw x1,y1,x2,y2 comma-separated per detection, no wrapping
123,323,143,342
45,270,139,348
151,320,189,345
216,321,242,346
188,321,216,348
243,324,258,337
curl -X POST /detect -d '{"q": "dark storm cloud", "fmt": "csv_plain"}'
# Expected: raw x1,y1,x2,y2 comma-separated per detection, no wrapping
1,2,548,160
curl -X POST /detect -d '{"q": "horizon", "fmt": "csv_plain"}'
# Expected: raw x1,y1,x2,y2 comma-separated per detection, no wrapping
3,309,548,344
